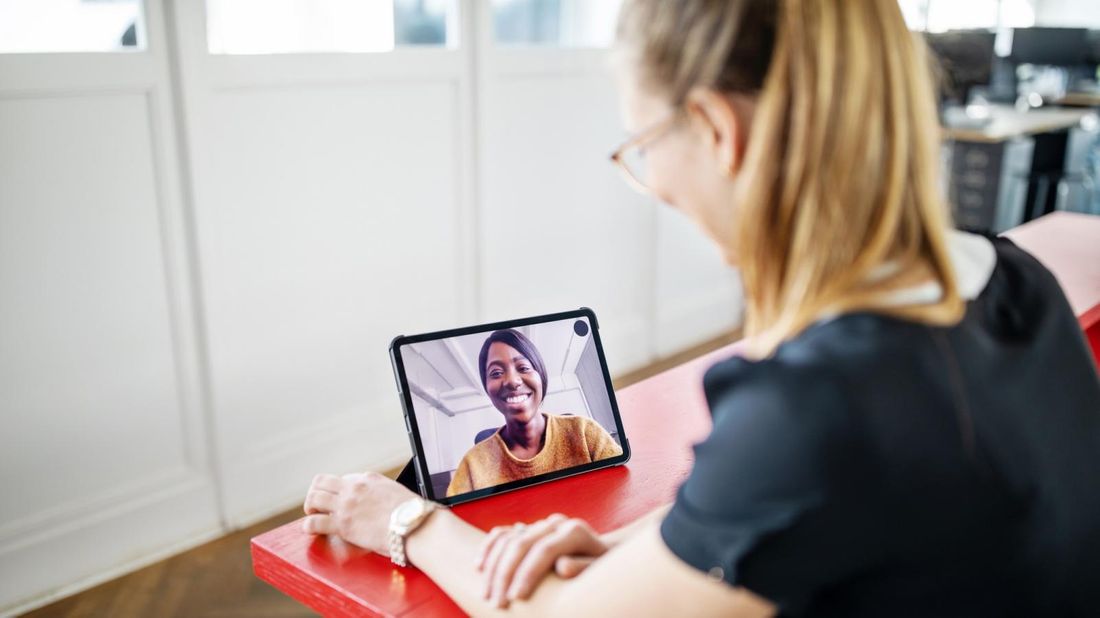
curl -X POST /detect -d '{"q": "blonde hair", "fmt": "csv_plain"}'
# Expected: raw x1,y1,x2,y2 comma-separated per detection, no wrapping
617,0,964,356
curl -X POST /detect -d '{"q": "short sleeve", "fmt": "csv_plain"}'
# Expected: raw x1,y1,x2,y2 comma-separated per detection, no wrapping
660,358,887,614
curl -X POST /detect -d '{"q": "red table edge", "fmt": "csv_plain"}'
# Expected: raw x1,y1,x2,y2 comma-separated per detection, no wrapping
1083,307,1100,369
1080,303,1100,332
252,538,428,617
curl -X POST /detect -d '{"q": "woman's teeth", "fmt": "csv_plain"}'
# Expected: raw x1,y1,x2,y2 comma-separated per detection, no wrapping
505,393,531,404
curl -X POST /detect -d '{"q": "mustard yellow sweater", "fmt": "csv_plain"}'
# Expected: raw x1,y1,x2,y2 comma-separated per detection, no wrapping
446,413,622,497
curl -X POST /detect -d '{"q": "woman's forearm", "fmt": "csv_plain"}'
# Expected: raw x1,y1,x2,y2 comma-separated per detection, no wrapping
404,503,673,615
405,509,570,617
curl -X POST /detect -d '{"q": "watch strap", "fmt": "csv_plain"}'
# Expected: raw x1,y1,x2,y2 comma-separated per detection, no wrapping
388,498,439,567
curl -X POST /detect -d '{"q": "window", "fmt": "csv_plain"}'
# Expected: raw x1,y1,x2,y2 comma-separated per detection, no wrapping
205,0,455,55
900,0,1036,32
898,0,931,30
0,0,145,53
492,0,622,47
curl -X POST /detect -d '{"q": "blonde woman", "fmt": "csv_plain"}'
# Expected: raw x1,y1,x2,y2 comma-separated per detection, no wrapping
302,1,1100,615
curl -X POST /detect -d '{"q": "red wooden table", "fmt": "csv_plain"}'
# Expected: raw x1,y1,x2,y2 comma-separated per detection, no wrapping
252,212,1100,617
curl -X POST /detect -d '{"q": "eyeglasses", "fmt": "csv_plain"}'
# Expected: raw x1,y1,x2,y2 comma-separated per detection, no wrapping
609,110,682,195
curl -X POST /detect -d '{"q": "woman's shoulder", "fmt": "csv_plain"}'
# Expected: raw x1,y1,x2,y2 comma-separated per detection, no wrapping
710,234,1070,385
546,413,599,429
701,323,915,455
984,235,1080,327
701,231,1085,443
702,353,856,443
989,234,1062,289
546,413,611,436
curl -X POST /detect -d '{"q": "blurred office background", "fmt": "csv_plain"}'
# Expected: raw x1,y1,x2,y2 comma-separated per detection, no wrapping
0,0,1098,614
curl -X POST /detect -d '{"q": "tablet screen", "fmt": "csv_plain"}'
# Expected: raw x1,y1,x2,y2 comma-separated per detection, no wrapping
391,309,629,505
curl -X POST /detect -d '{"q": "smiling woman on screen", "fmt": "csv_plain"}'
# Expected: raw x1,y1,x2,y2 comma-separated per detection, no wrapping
445,329,622,497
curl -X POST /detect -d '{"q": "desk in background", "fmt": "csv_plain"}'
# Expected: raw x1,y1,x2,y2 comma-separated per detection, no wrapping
1056,91,1100,108
253,213,1100,618
943,105,1096,232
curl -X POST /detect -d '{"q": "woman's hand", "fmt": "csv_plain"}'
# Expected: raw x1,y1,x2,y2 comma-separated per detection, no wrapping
301,471,419,555
477,513,609,608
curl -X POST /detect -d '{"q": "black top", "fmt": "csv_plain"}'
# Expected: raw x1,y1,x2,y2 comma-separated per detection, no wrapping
660,238,1100,617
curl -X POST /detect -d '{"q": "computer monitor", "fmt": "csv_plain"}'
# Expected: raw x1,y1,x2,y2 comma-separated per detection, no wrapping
925,30,997,104
1009,27,1089,66
1086,30,1100,66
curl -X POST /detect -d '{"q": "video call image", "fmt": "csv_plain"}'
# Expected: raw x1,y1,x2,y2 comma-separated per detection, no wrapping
401,317,623,499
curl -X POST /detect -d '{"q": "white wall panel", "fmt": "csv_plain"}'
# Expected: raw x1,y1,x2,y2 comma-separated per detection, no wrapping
479,71,656,375
0,93,191,522
653,206,743,357
0,2,222,609
184,79,466,523
197,83,462,432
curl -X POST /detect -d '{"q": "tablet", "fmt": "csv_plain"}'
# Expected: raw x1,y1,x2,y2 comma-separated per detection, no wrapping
389,308,630,506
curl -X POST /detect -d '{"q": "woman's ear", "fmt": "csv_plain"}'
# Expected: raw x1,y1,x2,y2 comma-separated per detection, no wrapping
684,87,745,178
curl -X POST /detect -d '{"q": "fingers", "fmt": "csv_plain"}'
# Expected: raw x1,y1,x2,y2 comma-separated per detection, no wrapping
304,474,344,515
303,489,337,515
481,526,520,601
301,513,337,535
506,520,607,601
476,526,513,571
554,555,596,578
486,517,567,607
311,473,345,494
475,515,605,607
476,514,564,572
301,471,400,550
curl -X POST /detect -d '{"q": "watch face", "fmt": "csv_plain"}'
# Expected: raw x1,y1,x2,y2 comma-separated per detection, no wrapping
395,499,424,525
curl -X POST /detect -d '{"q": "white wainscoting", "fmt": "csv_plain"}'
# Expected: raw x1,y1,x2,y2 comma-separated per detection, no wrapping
0,1,222,612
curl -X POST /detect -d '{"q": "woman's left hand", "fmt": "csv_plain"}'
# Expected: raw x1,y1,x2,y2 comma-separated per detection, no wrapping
301,471,419,554
477,514,609,608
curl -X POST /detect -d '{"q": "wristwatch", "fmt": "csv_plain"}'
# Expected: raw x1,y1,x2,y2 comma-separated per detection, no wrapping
388,497,440,567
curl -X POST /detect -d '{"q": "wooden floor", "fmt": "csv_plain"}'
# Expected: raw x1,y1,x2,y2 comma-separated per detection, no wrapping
23,330,739,617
